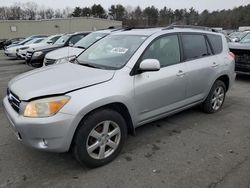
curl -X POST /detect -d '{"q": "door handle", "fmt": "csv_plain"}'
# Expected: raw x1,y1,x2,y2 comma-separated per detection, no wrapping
176,70,185,77
212,62,219,68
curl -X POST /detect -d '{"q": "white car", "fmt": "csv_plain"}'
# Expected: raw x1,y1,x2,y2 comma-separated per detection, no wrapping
43,29,121,66
16,35,62,59
5,38,45,58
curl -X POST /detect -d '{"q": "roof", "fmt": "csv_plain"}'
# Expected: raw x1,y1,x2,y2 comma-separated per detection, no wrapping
111,26,222,37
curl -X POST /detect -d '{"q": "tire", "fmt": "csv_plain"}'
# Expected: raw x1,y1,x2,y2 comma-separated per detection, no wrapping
73,109,127,168
202,80,226,114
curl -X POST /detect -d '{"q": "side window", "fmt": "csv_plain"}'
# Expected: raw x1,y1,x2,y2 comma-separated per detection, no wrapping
207,34,223,54
182,34,209,61
141,35,181,67
34,39,43,43
69,35,84,45
51,36,60,43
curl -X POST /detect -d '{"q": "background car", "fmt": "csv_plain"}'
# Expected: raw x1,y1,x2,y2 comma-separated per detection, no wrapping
4,36,47,58
43,28,124,66
229,31,250,74
4,35,47,57
229,31,248,42
5,35,47,49
26,32,90,67
2,37,25,49
16,35,62,59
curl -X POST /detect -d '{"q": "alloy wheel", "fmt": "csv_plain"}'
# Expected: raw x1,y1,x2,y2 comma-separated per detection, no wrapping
86,120,121,160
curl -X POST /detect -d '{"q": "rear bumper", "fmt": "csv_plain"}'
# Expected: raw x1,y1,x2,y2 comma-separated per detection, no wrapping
3,96,77,152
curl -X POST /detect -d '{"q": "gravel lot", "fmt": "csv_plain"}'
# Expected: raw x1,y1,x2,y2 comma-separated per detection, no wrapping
0,50,250,188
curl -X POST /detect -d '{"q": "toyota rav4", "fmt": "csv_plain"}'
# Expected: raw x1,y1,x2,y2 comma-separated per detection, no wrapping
3,26,235,168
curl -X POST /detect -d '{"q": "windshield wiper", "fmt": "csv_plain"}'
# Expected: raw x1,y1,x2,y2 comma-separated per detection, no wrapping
74,46,85,49
75,59,102,69
81,63,100,68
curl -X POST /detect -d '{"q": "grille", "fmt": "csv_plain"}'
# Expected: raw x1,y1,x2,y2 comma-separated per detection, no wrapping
26,51,33,58
235,54,250,65
7,89,20,113
44,58,56,66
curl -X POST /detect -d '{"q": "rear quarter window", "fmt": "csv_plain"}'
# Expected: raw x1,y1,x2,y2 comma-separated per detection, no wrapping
207,34,223,54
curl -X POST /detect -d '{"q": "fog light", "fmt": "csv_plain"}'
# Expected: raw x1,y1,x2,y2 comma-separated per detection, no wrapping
42,139,48,146
38,139,48,148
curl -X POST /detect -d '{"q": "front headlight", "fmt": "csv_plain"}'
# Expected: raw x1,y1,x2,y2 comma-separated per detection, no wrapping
56,56,76,64
23,96,70,118
55,58,69,64
33,51,43,57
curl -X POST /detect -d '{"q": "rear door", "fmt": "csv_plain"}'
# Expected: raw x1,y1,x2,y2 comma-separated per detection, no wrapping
181,33,218,101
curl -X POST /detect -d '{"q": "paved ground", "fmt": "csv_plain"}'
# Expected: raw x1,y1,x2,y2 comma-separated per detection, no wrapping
0,50,249,188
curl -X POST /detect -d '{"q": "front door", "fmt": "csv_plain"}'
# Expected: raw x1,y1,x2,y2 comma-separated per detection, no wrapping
134,34,187,123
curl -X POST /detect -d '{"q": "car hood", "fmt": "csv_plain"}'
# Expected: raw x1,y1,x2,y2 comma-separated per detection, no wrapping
46,47,84,60
5,46,19,52
31,44,63,52
228,42,250,50
8,63,115,101
7,44,20,48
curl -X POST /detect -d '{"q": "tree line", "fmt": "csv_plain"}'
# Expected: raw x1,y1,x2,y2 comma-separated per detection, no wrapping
1,2,250,29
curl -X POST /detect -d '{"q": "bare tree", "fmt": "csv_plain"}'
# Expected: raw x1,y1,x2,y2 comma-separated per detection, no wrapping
45,8,54,19
22,2,38,20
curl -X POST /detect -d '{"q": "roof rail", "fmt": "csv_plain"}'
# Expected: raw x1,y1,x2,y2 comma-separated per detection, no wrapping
121,26,158,31
109,26,159,32
163,24,218,32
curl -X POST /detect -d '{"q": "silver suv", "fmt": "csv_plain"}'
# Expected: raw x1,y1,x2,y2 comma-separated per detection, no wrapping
3,26,235,167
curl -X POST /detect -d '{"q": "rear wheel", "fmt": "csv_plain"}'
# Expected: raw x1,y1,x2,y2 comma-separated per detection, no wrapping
73,109,127,168
202,80,226,113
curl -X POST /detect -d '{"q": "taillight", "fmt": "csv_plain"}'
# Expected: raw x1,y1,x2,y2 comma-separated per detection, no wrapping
229,52,235,59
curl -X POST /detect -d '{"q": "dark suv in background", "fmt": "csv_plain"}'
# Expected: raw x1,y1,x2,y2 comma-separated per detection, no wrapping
228,31,250,74
25,32,90,67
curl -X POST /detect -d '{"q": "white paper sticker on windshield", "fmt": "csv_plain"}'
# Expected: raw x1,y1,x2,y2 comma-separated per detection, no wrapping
110,47,128,54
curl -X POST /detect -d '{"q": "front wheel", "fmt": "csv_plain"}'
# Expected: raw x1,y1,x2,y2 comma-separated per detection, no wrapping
73,109,127,168
202,80,226,113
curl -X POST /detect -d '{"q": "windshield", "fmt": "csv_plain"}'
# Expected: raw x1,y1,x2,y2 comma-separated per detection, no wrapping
54,35,70,45
229,32,241,38
25,38,43,45
74,32,108,49
19,37,32,45
240,33,250,43
41,35,60,44
77,35,147,70
25,39,37,45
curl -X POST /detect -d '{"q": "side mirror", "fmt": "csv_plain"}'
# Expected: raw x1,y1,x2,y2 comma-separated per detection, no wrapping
139,59,160,72
69,55,76,62
47,40,53,44
69,42,74,47
234,37,240,42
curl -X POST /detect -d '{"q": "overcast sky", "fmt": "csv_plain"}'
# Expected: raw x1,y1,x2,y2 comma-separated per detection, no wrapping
1,0,250,12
